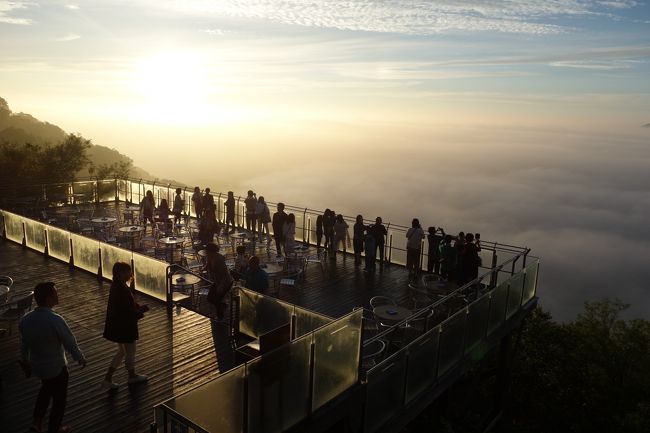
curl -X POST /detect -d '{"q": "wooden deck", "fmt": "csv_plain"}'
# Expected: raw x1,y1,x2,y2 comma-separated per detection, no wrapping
0,216,442,433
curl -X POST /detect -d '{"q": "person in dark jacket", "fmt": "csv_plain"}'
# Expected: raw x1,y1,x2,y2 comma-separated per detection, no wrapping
102,262,149,390
272,202,288,257
460,233,481,286
353,215,365,266
224,191,236,234
368,217,387,268
315,214,324,249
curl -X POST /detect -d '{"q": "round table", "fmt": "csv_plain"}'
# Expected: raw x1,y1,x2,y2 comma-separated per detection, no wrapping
260,263,283,275
91,217,117,225
171,273,201,287
293,245,310,254
373,305,413,324
159,237,185,263
119,226,145,250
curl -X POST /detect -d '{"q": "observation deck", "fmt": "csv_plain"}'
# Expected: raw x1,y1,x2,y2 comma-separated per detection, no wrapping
0,178,539,433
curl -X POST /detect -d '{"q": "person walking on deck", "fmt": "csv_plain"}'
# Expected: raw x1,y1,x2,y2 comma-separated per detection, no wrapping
19,282,87,433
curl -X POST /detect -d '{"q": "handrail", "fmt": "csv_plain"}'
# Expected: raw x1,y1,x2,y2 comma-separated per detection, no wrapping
363,247,531,347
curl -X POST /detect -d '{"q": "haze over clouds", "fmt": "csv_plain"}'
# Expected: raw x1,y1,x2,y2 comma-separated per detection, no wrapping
1,0,649,320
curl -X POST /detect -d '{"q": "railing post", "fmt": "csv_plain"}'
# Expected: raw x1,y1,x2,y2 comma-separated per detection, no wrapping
217,192,222,222
97,247,103,281
236,197,241,228
307,217,311,245
302,208,307,243
44,229,49,257
490,251,498,288
166,266,173,316
510,256,519,276
387,233,393,265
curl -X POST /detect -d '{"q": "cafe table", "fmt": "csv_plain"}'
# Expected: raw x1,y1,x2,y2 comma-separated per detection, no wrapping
372,305,413,325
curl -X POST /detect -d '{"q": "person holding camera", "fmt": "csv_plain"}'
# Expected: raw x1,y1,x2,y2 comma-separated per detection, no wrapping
406,218,425,283
427,226,446,275
102,262,149,390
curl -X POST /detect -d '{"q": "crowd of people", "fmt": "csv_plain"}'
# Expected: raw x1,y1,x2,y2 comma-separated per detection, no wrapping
138,186,483,286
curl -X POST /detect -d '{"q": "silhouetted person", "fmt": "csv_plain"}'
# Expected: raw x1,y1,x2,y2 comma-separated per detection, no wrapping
198,206,219,246
191,186,203,221
204,243,233,321
244,190,257,233
102,262,149,390
272,203,288,257
140,190,155,231
427,226,446,274
322,209,335,251
172,188,184,225
333,214,350,258
406,218,425,283
19,282,86,433
157,198,171,235
363,228,376,271
224,191,236,233
202,188,215,219
368,217,387,267
353,215,365,266
460,233,481,286
245,256,269,294
315,214,323,248
439,235,456,281
257,196,271,244
454,231,465,283
283,213,296,253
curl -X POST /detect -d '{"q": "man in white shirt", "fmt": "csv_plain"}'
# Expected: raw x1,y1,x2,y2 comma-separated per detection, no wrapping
19,282,86,433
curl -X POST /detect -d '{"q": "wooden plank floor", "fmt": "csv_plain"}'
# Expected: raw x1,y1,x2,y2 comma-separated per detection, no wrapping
0,207,436,433
0,240,234,433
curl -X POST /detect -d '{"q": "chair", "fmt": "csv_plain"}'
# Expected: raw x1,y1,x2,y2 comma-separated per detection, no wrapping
361,339,387,371
369,296,396,309
408,284,434,309
403,308,435,342
305,249,326,275
0,276,13,289
0,291,34,335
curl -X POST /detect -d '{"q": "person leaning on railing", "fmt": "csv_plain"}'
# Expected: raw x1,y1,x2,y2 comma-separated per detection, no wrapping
406,218,425,284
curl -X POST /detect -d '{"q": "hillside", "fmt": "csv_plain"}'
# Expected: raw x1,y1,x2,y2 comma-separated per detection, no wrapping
0,97,161,181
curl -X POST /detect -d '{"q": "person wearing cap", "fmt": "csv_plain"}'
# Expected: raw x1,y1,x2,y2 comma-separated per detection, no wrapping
19,282,86,433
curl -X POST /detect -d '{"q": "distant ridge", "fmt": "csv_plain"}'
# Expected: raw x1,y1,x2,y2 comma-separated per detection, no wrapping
0,96,171,182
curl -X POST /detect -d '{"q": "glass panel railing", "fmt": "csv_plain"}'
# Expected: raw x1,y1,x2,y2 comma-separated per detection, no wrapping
364,350,408,433
437,310,466,377
44,183,69,204
97,180,115,202
522,261,539,304
117,179,129,202
70,233,100,275
133,252,167,300
100,242,133,280
506,271,525,319
464,293,490,356
154,185,170,207
404,325,440,405
312,309,362,411
238,288,293,338
487,280,509,336
164,364,246,433
130,180,143,204
24,218,47,252
293,306,333,338
46,225,71,263
3,211,24,243
72,181,95,203
246,333,312,433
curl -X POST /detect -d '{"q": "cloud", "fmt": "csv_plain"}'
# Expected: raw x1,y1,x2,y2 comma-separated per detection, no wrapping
65,4,79,10
55,33,81,42
0,0,33,25
154,0,640,35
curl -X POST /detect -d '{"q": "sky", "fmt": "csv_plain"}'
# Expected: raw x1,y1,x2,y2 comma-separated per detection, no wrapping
1,0,650,320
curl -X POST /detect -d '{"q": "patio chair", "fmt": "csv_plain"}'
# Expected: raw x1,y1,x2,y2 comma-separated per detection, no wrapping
0,276,13,289
369,296,396,309
0,291,34,335
361,339,387,371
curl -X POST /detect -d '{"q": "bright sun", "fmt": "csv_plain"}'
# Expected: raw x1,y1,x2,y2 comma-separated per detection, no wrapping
130,52,217,125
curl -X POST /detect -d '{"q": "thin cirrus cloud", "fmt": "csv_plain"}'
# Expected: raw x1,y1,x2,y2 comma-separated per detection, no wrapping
0,0,33,25
55,33,81,42
159,0,639,35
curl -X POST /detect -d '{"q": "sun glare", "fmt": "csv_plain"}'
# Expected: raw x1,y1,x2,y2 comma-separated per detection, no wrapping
130,52,224,125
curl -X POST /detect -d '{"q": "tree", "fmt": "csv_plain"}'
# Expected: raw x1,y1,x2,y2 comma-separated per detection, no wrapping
501,300,650,433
